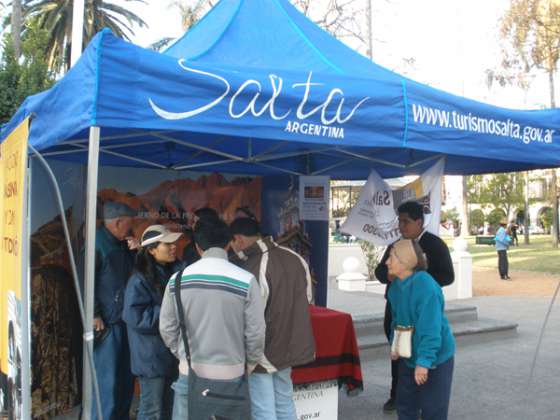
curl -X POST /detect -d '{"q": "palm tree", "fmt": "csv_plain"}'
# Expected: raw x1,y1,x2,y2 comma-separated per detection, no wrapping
148,0,213,52
23,0,148,71
12,0,23,58
170,0,213,31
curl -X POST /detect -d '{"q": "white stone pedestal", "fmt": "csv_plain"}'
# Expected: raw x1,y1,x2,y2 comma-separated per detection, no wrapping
445,237,473,300
336,257,367,292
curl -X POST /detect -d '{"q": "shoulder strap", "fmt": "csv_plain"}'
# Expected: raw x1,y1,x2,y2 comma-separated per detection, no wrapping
173,267,191,365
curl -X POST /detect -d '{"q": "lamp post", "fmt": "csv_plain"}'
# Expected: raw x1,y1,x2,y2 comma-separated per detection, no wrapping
70,0,85,67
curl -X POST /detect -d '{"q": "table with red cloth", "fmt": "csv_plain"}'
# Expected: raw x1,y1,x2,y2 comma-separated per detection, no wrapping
292,305,363,395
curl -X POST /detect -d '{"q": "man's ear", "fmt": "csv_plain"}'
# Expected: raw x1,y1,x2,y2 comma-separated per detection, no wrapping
195,243,204,257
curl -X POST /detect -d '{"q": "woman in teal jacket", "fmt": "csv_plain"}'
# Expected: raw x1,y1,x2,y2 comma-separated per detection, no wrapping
387,239,455,420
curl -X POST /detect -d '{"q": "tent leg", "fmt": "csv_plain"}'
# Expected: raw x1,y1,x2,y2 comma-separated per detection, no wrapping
21,153,31,419
82,127,100,420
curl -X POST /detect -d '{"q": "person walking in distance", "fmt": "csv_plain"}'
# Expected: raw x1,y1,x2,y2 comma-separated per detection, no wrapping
495,219,512,280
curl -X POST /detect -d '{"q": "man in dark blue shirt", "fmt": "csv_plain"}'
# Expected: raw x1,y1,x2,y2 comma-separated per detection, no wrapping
92,201,137,420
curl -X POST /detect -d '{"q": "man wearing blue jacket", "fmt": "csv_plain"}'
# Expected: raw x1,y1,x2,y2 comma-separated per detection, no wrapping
92,202,137,420
495,219,512,280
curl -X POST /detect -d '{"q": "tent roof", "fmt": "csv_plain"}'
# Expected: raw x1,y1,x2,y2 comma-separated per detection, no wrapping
2,0,559,179
164,0,397,80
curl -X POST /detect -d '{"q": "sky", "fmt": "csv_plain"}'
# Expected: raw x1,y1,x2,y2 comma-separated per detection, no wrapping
117,0,555,111
0,0,551,109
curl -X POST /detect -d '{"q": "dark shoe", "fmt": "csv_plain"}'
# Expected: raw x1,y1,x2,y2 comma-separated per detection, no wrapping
383,397,396,412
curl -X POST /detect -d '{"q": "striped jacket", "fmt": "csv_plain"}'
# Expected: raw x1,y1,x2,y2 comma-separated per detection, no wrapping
159,247,265,379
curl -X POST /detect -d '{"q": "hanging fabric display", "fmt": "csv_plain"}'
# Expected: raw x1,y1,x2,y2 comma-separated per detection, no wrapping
341,159,444,245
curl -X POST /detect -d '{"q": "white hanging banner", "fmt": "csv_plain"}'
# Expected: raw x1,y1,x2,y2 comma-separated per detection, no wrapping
341,158,444,245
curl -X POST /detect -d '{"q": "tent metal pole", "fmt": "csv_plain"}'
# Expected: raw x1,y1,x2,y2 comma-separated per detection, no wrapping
67,143,168,169
82,127,100,420
253,161,303,176
41,148,88,157
312,159,354,175
154,134,245,161
173,158,238,170
406,154,444,168
21,152,31,420
62,130,174,145
330,148,407,168
251,147,333,163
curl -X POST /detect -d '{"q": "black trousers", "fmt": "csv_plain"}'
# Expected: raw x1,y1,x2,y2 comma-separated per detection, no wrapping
396,357,454,420
384,301,398,399
497,250,509,278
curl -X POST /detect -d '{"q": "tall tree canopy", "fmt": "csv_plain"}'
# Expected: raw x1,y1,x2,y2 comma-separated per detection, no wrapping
0,18,55,123
23,0,148,71
466,173,526,222
501,0,560,246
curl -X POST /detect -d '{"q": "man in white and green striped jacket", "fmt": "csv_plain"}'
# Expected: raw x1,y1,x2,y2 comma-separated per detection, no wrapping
159,217,266,418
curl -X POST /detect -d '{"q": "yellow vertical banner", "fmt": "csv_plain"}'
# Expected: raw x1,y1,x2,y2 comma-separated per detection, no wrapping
0,117,29,418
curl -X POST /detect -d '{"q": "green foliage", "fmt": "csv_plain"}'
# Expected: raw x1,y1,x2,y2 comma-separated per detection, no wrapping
23,0,148,72
487,208,507,228
0,20,54,124
441,207,460,223
540,207,553,231
501,0,560,76
469,209,485,231
466,173,525,220
358,240,384,281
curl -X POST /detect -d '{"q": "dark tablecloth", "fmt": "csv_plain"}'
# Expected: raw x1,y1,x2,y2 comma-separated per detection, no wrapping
292,305,363,395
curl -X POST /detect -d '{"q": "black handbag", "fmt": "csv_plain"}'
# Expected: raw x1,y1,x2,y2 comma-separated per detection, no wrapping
174,268,251,420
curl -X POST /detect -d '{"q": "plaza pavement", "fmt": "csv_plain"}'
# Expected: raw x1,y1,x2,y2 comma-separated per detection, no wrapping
328,288,560,420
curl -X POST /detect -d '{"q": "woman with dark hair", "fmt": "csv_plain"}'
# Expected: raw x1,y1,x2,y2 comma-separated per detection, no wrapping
123,225,183,420
387,239,455,420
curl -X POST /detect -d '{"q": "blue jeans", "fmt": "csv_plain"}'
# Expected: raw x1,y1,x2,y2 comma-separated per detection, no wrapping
248,368,297,420
91,322,135,420
138,376,174,420
171,374,189,420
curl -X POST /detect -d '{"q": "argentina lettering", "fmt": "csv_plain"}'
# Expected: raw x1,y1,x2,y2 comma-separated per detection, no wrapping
148,60,369,140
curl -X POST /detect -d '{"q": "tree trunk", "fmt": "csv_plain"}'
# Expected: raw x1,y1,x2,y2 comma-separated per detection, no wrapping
461,176,469,236
11,0,22,59
549,70,558,248
524,171,530,244
366,0,373,59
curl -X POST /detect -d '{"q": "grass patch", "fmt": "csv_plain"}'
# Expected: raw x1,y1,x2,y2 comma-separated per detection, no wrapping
447,235,560,275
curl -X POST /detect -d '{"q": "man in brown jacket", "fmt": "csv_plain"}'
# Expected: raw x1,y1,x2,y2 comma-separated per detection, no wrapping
230,217,315,420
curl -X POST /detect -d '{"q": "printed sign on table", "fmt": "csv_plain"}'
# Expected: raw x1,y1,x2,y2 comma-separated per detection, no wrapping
293,380,338,420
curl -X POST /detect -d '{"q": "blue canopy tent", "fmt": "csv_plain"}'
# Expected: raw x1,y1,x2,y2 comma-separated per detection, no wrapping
2,0,560,417
3,0,560,177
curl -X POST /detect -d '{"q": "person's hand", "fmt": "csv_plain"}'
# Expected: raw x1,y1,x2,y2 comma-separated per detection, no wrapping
93,317,105,332
126,236,140,250
415,366,428,385
390,351,399,361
